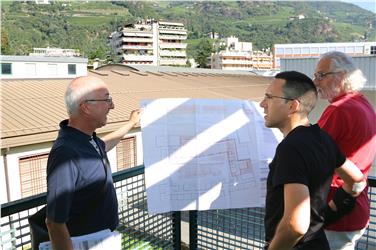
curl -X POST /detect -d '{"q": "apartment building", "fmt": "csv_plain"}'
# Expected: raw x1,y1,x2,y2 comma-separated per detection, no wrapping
109,20,187,66
273,41,376,69
211,37,273,71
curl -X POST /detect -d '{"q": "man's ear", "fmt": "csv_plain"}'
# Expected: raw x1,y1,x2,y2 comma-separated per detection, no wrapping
80,102,90,115
289,99,300,114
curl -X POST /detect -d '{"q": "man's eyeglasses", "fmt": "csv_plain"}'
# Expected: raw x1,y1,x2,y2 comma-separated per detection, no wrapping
264,93,295,101
313,71,338,81
85,96,113,104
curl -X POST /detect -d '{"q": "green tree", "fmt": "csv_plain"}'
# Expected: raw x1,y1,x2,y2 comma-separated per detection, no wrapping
194,38,213,68
1,30,11,54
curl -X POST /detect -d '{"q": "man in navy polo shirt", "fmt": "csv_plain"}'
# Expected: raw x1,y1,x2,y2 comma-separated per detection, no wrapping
45,76,140,250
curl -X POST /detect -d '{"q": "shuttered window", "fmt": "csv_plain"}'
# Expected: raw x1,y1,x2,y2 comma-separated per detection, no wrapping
116,137,137,171
19,153,49,198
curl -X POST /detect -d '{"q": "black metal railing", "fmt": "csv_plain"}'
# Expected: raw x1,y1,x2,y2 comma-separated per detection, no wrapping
1,165,375,250
1,166,180,250
188,178,376,250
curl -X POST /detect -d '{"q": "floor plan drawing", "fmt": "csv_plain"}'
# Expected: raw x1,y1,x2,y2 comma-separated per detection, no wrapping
141,99,281,214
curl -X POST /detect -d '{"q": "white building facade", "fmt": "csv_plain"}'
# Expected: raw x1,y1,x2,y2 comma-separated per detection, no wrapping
109,20,187,66
211,37,273,71
0,55,88,79
273,42,376,69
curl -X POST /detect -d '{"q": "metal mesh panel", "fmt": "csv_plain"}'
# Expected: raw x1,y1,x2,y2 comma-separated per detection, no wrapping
194,186,376,250
112,172,176,249
1,168,177,250
196,208,265,249
356,185,376,249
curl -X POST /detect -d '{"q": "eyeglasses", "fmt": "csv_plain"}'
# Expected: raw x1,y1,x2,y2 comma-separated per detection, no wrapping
313,71,338,81
264,93,295,101
85,96,113,104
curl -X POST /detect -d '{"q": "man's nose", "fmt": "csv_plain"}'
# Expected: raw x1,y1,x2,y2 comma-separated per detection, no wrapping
260,98,266,108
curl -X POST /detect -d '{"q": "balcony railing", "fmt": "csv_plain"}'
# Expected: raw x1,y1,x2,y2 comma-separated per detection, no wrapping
1,165,376,250
1,166,180,250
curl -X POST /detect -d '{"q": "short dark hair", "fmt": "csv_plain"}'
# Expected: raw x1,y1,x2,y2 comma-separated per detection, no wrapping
275,71,317,115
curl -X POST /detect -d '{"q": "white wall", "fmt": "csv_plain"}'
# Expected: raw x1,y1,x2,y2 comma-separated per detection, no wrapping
0,155,8,204
1,61,87,79
5,148,51,202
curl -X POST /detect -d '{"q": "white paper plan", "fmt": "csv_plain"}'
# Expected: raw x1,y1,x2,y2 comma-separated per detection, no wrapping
141,98,282,214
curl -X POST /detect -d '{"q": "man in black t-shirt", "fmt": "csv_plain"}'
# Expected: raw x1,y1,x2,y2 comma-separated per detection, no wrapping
259,71,365,250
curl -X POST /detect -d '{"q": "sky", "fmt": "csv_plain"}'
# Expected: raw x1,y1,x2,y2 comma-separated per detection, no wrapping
341,0,376,13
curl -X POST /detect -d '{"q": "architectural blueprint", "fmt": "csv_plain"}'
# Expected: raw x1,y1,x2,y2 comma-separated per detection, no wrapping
141,99,282,214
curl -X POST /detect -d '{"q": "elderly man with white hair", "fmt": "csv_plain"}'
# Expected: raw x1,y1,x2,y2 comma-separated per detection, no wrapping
314,51,376,250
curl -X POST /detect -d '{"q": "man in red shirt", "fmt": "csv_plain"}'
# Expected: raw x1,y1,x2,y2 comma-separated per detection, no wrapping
314,51,376,249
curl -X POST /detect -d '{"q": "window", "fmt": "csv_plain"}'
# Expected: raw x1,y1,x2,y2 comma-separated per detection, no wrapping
301,47,310,54
19,153,49,198
275,48,284,55
311,47,319,54
293,47,301,55
336,47,345,53
345,46,355,53
1,63,12,75
319,47,328,54
285,48,293,55
116,137,137,171
68,64,76,75
370,46,376,55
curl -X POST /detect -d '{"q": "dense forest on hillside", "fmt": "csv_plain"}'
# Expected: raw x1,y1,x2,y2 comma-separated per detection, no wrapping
1,1,375,62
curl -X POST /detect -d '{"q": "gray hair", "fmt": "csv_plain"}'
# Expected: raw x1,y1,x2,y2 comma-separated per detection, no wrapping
64,78,97,116
320,51,367,92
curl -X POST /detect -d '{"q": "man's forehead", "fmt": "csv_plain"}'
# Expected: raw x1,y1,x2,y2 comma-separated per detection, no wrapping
316,58,331,72
267,78,284,92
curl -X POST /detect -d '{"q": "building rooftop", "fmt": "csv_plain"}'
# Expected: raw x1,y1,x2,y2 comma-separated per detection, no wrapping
0,55,88,63
0,64,271,149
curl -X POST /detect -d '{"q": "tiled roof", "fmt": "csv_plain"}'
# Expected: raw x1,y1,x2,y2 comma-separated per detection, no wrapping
1,66,271,149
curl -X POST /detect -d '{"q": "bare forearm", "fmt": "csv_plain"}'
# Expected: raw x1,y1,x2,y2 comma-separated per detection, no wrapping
269,184,310,250
269,221,303,250
46,219,73,250
103,121,137,151
103,109,140,152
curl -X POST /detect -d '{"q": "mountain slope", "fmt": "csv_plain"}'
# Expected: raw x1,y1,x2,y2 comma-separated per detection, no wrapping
1,1,375,59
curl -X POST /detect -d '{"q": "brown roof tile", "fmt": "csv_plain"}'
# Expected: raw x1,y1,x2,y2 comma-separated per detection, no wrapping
1,70,270,149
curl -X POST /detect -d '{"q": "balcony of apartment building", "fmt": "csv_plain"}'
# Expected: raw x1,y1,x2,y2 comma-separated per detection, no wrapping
120,44,154,51
221,58,253,66
122,54,155,62
158,29,188,36
158,21,185,28
121,30,153,37
159,42,187,49
159,50,187,58
121,37,154,43
159,58,187,66
159,34,187,40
